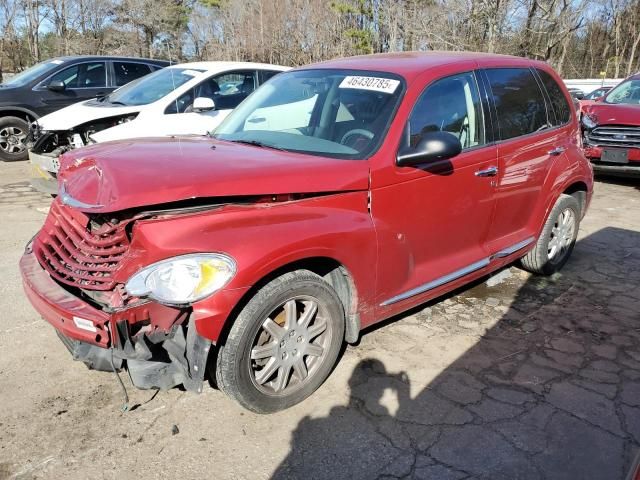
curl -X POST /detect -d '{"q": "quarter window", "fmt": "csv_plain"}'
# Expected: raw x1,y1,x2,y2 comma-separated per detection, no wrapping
113,62,152,87
485,68,550,140
407,72,485,150
536,69,571,125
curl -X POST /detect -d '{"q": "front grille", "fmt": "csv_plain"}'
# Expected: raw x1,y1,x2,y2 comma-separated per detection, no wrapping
33,200,129,291
586,125,640,148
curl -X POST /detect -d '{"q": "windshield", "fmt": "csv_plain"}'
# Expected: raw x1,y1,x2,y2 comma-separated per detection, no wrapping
604,79,640,105
104,67,204,106
1,60,63,87
213,69,404,159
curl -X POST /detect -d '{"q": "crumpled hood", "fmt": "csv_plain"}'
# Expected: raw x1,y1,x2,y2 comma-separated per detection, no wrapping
57,136,370,213
582,102,640,126
36,99,141,131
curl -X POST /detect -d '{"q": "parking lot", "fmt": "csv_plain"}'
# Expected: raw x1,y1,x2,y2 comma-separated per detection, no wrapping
0,161,639,479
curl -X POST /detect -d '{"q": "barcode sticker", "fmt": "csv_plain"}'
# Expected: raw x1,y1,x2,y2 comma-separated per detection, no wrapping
339,76,400,94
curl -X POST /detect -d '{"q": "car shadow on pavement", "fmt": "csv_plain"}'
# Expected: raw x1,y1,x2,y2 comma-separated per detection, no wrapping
272,227,640,480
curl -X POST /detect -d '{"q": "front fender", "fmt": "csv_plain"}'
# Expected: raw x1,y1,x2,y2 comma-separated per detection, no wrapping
119,191,377,342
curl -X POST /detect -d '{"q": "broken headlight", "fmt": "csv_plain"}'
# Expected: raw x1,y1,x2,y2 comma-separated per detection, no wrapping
125,253,236,305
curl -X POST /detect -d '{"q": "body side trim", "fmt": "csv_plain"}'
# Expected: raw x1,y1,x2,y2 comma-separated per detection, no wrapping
380,258,490,306
491,236,535,259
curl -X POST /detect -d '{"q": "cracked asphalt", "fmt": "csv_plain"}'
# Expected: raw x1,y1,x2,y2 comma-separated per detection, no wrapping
1,161,639,479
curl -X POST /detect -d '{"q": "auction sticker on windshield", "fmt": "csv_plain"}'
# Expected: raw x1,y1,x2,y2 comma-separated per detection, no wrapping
339,76,400,94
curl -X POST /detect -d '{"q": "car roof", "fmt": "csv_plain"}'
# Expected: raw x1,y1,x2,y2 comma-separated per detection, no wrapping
303,51,549,81
50,55,170,64
169,61,290,72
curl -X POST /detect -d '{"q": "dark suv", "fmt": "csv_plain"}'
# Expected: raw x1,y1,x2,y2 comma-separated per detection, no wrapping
0,55,169,161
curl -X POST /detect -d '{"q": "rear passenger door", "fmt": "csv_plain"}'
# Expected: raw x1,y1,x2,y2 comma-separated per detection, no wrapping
481,67,567,254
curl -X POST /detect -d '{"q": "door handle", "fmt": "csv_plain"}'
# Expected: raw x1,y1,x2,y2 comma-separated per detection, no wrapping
475,166,498,177
247,117,266,123
548,146,565,156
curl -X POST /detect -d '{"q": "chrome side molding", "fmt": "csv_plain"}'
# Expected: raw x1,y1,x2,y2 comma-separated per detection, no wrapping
492,236,535,259
379,237,535,307
380,258,490,306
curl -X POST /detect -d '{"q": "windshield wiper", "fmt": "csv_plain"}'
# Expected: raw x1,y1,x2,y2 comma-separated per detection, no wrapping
228,139,288,152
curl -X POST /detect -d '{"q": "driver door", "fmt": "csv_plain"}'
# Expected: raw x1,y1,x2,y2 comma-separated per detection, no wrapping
161,70,258,136
373,70,498,312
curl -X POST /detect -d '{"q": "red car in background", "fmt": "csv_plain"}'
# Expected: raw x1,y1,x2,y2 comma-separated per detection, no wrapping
580,72,640,176
20,52,593,413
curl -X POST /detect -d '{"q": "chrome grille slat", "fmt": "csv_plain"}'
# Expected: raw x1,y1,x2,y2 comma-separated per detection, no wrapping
587,125,640,148
33,200,129,291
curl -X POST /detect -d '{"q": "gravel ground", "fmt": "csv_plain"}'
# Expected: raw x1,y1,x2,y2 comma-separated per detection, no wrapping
0,161,639,480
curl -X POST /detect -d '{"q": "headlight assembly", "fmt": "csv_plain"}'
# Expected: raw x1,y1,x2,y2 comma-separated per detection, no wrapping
581,113,597,130
125,253,236,305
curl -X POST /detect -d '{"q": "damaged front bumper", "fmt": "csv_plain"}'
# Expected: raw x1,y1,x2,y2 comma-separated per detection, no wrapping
20,246,212,392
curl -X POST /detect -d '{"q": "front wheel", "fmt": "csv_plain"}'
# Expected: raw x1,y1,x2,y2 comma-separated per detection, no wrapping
215,270,345,413
519,194,581,275
0,116,30,162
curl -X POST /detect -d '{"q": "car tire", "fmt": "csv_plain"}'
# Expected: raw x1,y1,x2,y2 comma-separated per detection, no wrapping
519,194,581,275
215,270,345,413
0,116,30,162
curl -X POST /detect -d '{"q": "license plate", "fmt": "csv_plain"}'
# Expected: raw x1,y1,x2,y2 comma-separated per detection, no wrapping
601,149,629,164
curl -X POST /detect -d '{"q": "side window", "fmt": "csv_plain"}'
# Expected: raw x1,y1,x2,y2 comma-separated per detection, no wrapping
48,65,79,87
48,62,106,89
536,69,571,126
485,68,550,140
113,62,152,87
408,72,485,150
259,70,281,84
212,71,257,110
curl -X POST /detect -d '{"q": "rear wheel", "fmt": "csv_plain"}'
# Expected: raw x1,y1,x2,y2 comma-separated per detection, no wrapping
215,270,345,413
520,194,581,275
0,116,29,162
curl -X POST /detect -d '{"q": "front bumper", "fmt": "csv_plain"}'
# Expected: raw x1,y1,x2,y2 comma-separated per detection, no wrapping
29,150,59,195
20,247,212,391
583,145,640,177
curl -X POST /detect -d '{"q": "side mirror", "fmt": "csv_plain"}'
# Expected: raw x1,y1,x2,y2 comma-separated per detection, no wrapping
397,131,462,167
192,97,215,112
47,80,66,92
595,96,604,102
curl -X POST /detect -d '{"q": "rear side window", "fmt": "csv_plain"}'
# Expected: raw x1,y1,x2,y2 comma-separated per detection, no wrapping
536,69,571,125
408,71,485,150
113,62,152,87
485,68,549,140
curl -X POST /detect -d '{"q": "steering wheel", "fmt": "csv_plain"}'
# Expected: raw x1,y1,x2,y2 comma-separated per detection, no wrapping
340,128,374,147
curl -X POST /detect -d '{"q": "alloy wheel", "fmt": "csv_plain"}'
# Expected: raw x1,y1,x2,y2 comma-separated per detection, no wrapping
249,296,333,396
548,207,576,262
0,125,27,155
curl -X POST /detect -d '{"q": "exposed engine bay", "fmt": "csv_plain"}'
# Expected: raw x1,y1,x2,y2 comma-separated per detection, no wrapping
30,112,138,160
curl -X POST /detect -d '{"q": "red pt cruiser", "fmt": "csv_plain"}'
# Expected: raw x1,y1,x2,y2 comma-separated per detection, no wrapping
20,52,593,413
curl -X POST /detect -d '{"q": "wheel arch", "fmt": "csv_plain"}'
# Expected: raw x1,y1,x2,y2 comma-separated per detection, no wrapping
215,256,361,349
0,107,39,123
562,180,589,218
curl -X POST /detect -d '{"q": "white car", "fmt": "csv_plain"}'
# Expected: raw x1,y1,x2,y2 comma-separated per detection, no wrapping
29,61,289,193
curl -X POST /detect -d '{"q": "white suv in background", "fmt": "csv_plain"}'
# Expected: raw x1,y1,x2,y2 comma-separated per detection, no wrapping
29,61,289,193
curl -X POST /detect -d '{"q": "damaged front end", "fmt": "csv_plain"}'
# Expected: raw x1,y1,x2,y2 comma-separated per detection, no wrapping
20,199,216,394
29,114,138,194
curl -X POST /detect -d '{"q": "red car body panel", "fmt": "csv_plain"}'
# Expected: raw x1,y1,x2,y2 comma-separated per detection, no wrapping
20,53,594,380
57,137,370,213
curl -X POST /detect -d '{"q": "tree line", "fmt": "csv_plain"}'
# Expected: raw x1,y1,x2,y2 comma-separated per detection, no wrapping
1,0,639,82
